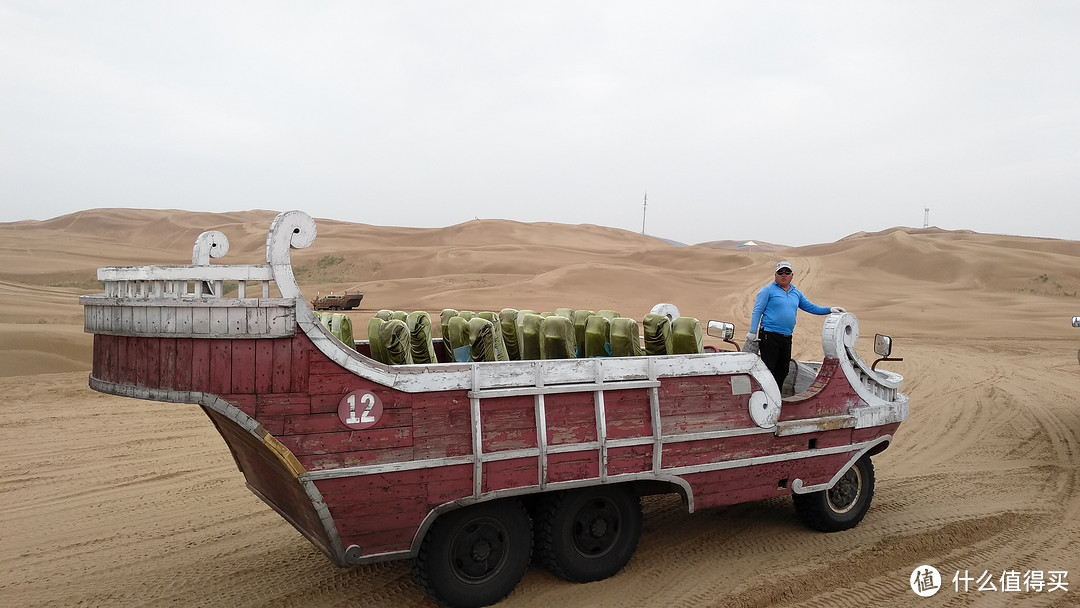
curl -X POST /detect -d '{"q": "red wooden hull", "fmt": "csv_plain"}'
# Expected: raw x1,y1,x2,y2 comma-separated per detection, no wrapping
89,329,901,565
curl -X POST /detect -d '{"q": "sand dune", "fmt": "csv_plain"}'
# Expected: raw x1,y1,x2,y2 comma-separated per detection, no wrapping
1,209,1079,606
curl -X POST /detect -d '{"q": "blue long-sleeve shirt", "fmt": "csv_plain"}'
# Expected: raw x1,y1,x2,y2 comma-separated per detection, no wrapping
749,282,831,336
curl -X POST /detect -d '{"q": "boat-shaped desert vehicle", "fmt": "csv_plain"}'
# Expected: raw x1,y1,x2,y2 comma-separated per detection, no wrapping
80,211,908,608
311,290,363,311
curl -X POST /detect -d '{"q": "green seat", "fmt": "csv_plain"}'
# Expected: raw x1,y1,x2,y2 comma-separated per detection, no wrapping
516,310,538,358
597,309,621,321
375,309,394,321
440,309,459,361
367,317,388,364
458,310,476,321
330,313,354,348
406,311,438,364
554,307,574,320
584,314,612,357
317,311,333,330
519,313,544,360
572,310,594,356
379,319,411,365
466,317,504,362
499,308,521,360
671,317,704,354
447,316,471,363
610,317,644,357
390,310,408,323
643,313,673,356
541,315,576,359
475,313,509,361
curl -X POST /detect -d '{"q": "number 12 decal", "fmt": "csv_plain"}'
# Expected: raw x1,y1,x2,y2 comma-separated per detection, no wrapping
338,390,383,430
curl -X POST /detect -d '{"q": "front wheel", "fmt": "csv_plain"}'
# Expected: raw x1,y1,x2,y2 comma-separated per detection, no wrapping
412,499,533,608
793,455,875,532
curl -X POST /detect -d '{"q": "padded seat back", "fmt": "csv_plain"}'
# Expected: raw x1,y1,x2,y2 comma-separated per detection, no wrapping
390,310,408,323
516,310,538,357
379,319,411,365
572,310,594,356
584,315,612,357
330,313,354,347
610,317,644,357
643,313,673,356
440,309,459,361
466,317,503,362
375,309,394,321
541,315,576,359
554,307,574,320
597,309,620,321
475,313,509,361
499,308,521,360
406,311,438,364
518,313,544,360
367,318,388,364
447,316,471,362
670,317,704,354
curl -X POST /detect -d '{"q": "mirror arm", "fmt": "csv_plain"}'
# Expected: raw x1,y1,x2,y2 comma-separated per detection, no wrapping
871,356,904,371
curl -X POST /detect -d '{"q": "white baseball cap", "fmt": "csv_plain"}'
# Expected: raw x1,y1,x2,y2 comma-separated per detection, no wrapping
775,261,793,272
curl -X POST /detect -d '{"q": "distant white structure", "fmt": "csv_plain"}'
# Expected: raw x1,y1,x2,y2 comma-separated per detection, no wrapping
737,240,758,252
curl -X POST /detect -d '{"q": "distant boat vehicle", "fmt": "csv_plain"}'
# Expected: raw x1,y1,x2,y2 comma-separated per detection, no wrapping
311,290,363,310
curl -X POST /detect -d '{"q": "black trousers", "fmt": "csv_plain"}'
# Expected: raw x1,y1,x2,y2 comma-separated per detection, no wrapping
759,330,792,389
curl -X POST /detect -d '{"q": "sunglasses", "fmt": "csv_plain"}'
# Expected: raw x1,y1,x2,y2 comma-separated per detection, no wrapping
776,269,793,275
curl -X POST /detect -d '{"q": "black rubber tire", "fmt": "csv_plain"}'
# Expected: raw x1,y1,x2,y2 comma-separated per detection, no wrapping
412,500,533,608
793,455,875,532
534,485,642,583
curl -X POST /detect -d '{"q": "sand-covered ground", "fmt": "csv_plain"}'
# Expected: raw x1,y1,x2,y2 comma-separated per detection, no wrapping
2,209,1078,606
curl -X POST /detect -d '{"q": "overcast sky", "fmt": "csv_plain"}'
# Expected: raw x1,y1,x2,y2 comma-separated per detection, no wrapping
2,1,1078,246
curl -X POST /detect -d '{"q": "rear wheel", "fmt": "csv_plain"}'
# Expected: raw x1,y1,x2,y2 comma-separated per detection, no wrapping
793,455,875,532
413,499,532,608
534,485,642,582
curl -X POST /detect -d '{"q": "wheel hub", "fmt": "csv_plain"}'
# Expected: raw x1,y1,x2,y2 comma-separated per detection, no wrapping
827,466,862,514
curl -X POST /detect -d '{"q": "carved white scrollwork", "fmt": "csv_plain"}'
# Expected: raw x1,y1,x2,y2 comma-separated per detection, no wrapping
266,210,317,300
266,210,318,265
192,230,230,265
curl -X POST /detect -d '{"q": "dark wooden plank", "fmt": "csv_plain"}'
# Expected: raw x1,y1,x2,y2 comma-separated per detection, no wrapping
483,457,538,493
159,337,176,389
546,451,599,484
299,447,416,471
175,338,194,392
290,336,310,393
255,393,311,418
284,410,412,435
145,338,162,389
255,340,274,394
230,339,256,394
209,340,232,395
271,338,292,393
191,339,211,393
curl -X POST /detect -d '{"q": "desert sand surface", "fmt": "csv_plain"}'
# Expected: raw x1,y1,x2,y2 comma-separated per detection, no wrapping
1,209,1078,607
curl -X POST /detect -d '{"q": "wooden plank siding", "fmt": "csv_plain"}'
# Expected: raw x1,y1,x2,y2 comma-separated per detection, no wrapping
87,330,892,560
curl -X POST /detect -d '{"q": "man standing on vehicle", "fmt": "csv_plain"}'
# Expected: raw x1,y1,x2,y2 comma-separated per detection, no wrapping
744,261,845,389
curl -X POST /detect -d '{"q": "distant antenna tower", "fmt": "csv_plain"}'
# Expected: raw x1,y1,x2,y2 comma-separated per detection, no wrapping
641,191,647,235
923,207,929,229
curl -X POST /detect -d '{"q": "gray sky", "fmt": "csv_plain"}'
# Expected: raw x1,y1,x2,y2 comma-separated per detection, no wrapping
2,1,1078,246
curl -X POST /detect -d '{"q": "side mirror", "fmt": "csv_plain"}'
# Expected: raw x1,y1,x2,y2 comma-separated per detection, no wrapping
873,334,892,357
871,333,902,371
707,320,735,340
1073,317,1080,328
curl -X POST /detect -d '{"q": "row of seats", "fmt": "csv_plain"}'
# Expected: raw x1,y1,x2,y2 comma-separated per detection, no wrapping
319,308,704,366
439,308,703,363
367,310,438,365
